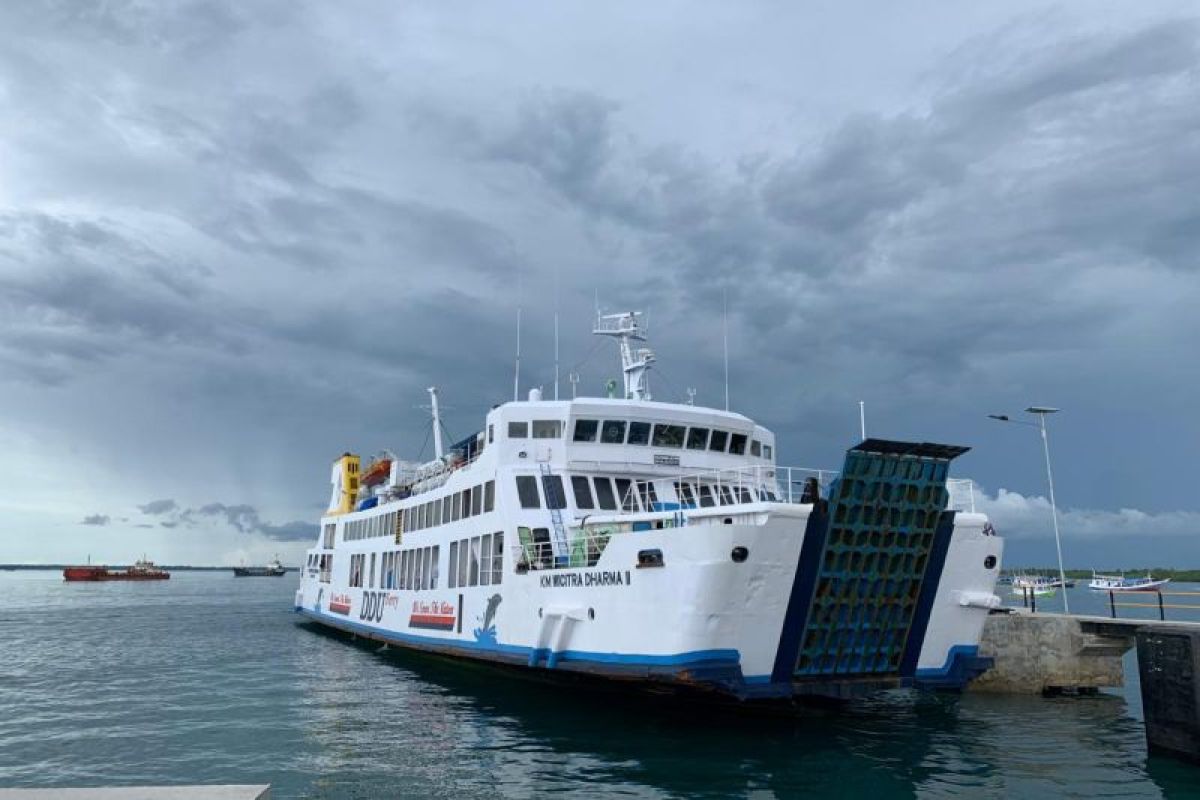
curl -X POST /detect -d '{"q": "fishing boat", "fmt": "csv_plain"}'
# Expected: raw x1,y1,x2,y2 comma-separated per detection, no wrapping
64,558,170,581
1088,572,1170,592
1009,575,1057,597
294,312,1004,703
233,557,287,577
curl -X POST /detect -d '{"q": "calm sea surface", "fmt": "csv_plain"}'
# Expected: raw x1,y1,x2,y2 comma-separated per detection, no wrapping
1,571,1198,799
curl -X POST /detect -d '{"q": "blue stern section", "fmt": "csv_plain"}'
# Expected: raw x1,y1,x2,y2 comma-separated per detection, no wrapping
913,645,993,690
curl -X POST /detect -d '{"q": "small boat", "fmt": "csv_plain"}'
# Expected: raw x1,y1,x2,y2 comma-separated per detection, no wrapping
233,557,287,577
64,558,170,581
1088,572,1170,592
1010,575,1057,597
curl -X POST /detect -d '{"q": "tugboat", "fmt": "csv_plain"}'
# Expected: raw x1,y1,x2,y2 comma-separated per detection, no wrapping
233,557,288,577
63,557,170,581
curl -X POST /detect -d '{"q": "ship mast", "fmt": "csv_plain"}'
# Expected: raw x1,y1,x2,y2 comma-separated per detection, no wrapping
427,386,444,460
593,311,655,401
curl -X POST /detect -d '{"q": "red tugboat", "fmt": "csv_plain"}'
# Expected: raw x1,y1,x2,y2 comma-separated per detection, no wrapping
63,558,170,581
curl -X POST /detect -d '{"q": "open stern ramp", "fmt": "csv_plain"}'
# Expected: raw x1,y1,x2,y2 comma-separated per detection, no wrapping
779,439,968,696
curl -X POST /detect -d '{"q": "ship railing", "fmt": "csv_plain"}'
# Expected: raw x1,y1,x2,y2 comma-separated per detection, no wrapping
600,465,979,516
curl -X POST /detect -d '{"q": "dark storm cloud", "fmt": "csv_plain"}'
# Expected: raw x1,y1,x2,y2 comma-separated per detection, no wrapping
2,4,1198,565
138,499,178,515
80,514,110,526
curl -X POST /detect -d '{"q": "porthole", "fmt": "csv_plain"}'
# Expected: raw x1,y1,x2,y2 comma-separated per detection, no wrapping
731,546,749,563
984,555,997,570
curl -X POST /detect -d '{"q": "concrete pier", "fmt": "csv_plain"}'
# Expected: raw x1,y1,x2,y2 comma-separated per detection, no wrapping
0,788,269,800
971,611,1135,694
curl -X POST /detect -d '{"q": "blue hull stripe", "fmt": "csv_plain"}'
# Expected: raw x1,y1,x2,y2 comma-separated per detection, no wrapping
296,606,744,672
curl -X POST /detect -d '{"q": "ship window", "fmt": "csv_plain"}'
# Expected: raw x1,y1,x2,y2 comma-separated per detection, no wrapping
601,420,626,444
751,440,762,457
532,420,562,439
323,523,335,549
718,485,734,505
430,545,439,589
425,502,434,528
488,424,494,444
452,492,462,522
626,421,651,445
615,478,638,512
484,480,495,512
686,427,710,450
593,477,617,510
739,487,753,504
764,444,772,460
638,481,658,510
416,505,425,530
675,482,695,506
407,550,416,590
457,538,469,587
463,487,473,518
698,484,715,507
516,475,541,509
652,424,685,448
508,421,528,438
479,533,493,586
542,475,566,510
469,536,481,586
573,419,599,442
709,430,729,452
492,532,504,584
414,548,425,590
433,501,442,527
442,495,452,524
448,541,458,589
571,476,594,509
471,484,483,516
729,433,748,455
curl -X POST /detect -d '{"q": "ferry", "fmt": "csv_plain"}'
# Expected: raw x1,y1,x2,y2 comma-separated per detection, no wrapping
294,312,1004,702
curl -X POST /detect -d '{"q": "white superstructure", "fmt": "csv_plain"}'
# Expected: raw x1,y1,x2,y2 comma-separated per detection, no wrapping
295,314,1004,701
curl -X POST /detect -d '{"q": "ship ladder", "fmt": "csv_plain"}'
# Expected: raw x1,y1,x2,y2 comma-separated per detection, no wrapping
539,461,570,567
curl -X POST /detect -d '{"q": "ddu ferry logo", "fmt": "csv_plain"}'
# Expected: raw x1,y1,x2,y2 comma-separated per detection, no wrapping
408,600,456,631
473,594,502,646
359,591,398,623
328,593,352,616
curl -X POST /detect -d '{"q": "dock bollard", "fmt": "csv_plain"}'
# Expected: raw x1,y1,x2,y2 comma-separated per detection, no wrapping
1136,626,1200,764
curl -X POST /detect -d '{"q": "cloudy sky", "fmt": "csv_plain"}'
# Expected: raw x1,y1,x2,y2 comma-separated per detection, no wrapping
1,2,1197,567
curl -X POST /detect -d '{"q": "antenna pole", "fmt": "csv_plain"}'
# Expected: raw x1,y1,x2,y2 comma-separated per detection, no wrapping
859,401,866,440
722,289,730,411
554,312,560,401
513,307,522,402
428,387,444,460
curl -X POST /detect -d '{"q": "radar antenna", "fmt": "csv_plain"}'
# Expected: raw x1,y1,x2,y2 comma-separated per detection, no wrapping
593,311,655,400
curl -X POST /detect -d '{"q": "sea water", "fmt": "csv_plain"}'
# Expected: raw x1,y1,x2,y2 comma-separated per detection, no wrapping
1,571,1197,799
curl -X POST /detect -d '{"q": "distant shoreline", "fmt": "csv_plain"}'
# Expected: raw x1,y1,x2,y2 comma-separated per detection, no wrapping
1004,567,1200,582
0,564,297,572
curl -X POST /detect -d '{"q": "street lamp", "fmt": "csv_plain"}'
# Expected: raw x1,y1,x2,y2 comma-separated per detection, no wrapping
988,407,1069,614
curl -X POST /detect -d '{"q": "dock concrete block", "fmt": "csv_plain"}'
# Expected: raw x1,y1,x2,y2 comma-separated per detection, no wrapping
0,787,270,800
1137,626,1200,765
970,612,1132,694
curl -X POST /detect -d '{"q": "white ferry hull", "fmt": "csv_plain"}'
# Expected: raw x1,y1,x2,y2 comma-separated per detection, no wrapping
295,501,1001,702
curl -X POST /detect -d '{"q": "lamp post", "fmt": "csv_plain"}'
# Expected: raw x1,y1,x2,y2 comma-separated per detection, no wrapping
988,407,1069,614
